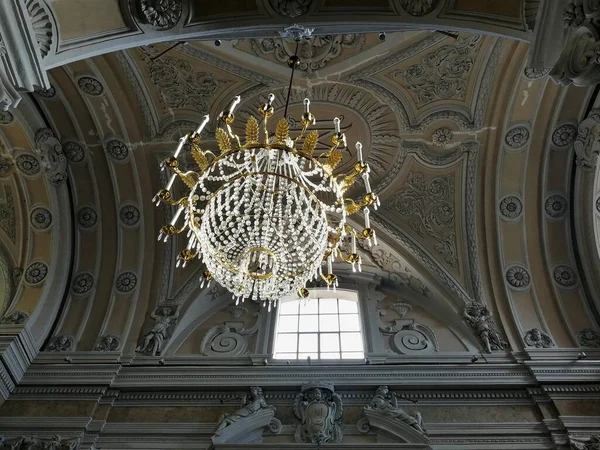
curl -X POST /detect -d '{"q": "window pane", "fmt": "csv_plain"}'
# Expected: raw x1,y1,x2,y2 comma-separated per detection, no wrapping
340,332,363,352
298,333,318,352
320,333,340,352
319,298,338,314
339,314,360,332
338,299,358,313
321,352,340,359
299,314,319,332
275,333,297,353
274,352,297,360
298,353,318,359
342,352,364,359
278,315,298,332
280,300,299,315
319,315,339,332
299,299,319,314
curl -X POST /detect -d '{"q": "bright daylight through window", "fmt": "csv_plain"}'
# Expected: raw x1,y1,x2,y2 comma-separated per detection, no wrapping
273,291,364,360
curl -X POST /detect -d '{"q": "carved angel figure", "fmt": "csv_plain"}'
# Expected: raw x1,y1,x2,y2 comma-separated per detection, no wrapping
294,384,343,444
214,386,274,435
366,386,425,433
136,306,179,356
463,304,507,353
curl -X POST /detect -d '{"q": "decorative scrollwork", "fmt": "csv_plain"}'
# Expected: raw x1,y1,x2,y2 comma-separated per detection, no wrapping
384,171,457,267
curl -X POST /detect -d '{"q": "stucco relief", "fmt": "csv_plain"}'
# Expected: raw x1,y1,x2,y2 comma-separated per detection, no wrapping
25,0,53,59
552,2,600,86
573,108,600,169
214,386,275,435
34,128,67,186
463,302,508,353
361,386,425,433
380,315,438,355
268,0,311,17
245,34,365,72
578,328,600,347
0,186,16,242
0,435,79,449
136,305,180,356
384,171,457,267
360,244,432,298
139,0,182,29
200,318,259,357
140,49,234,113
0,310,28,325
571,434,600,450
294,382,343,444
390,35,482,106
46,334,74,352
524,328,555,348
95,334,121,351
398,0,438,16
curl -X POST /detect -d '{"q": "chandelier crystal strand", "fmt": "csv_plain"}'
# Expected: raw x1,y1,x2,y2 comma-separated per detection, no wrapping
154,93,379,308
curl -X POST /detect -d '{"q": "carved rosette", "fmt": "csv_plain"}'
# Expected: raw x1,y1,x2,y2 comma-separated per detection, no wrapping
138,0,183,29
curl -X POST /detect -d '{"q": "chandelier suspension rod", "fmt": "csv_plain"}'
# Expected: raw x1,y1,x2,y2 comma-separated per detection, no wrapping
283,41,300,119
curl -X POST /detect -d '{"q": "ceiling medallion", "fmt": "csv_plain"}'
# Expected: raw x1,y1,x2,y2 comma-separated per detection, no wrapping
155,96,379,308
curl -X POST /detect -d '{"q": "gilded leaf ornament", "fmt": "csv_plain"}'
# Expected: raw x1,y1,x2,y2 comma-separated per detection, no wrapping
191,146,209,171
216,128,232,152
245,116,259,145
275,118,290,144
325,149,343,171
302,130,319,156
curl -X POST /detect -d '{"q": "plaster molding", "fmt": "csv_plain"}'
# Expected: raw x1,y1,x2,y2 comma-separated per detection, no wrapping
0,0,49,110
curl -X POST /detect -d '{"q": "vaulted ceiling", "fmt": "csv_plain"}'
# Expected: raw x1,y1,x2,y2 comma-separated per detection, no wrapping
0,0,599,364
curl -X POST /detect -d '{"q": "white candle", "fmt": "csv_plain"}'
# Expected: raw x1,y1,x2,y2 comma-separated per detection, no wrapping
267,93,275,106
327,253,333,274
173,134,189,159
165,173,177,191
227,95,241,115
170,205,184,226
363,172,372,193
333,117,341,134
364,207,370,229
356,141,363,163
352,233,357,254
304,98,310,113
195,114,210,135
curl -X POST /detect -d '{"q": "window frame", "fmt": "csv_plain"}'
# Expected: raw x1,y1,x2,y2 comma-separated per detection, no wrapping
271,289,365,362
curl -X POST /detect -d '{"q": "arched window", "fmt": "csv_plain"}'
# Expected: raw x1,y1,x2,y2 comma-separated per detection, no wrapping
273,290,364,360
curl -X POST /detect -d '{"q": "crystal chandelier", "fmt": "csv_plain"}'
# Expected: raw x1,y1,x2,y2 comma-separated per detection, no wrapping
154,94,379,308
153,34,379,308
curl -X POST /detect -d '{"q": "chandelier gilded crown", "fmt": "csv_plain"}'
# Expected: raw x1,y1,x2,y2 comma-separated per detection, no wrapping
154,93,379,309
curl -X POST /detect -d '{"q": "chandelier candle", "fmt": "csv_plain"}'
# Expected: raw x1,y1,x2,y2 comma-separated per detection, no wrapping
154,94,379,308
